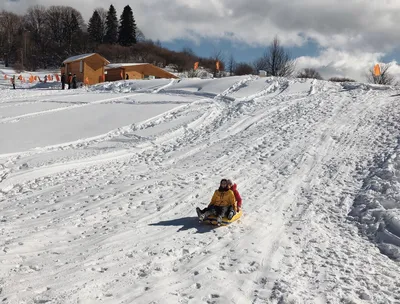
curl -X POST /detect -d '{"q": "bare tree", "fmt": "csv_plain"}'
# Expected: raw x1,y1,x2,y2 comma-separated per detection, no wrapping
256,36,295,77
182,47,195,57
366,63,396,85
297,68,323,80
61,7,84,53
227,54,236,76
23,6,49,69
329,77,355,82
136,28,146,42
211,48,224,77
96,7,108,42
234,63,254,75
0,11,23,67
253,57,266,75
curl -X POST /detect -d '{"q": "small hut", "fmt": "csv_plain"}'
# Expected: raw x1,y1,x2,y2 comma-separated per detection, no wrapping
61,53,110,85
105,63,178,81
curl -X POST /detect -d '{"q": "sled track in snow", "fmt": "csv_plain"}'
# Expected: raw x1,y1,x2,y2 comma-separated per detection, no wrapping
1,78,400,303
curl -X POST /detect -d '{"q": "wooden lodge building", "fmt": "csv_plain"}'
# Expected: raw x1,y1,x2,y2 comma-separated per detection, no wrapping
61,53,109,85
61,53,178,85
105,63,178,81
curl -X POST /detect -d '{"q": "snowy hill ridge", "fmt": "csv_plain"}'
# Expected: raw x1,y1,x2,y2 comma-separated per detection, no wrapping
0,76,400,303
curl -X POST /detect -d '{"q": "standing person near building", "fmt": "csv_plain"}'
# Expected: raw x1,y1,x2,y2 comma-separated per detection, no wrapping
61,73,66,90
68,73,72,89
11,75,16,89
72,74,77,89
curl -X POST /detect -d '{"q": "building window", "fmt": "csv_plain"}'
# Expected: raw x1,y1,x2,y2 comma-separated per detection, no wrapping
80,60,83,73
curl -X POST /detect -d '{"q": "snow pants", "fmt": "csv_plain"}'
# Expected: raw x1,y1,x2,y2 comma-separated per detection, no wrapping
202,205,230,218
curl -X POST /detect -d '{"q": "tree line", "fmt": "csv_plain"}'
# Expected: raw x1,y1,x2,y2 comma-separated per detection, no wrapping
0,4,222,73
0,4,396,84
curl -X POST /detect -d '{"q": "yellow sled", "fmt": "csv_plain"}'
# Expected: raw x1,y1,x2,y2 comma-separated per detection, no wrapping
202,210,243,226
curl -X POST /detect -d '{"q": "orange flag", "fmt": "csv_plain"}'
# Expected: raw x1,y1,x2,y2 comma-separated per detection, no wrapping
374,64,381,76
216,61,220,71
120,71,123,79
29,75,34,83
194,62,199,70
4,75,7,80
84,77,89,85
55,74,60,82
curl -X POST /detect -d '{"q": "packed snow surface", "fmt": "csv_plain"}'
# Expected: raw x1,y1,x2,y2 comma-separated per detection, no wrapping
1,75,400,304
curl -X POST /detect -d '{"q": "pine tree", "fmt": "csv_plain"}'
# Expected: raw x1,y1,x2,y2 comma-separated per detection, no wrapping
104,4,118,44
118,5,137,46
61,8,83,53
88,10,103,44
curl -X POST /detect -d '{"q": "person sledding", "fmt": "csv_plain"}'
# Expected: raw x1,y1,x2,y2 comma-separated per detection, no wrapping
196,179,236,225
224,179,242,219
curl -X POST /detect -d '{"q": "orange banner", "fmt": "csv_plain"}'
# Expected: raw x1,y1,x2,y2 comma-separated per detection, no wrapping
216,61,220,71
374,64,381,76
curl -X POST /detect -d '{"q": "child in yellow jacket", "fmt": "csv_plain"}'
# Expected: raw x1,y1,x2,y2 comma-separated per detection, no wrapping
196,179,236,224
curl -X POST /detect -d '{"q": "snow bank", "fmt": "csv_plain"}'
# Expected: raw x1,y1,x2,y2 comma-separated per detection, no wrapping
89,79,172,93
342,82,393,91
349,143,400,260
2,75,400,302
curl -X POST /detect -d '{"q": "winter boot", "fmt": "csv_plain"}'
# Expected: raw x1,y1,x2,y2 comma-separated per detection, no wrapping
197,208,209,221
196,207,202,219
227,210,235,220
217,215,222,225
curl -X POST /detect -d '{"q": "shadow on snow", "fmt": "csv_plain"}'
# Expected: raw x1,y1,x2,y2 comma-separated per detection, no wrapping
149,216,219,233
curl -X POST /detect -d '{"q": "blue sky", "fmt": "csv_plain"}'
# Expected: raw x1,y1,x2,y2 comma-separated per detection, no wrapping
162,38,321,64
4,0,400,81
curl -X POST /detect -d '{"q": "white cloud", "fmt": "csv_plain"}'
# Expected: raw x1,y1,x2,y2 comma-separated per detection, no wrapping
296,49,400,82
3,0,400,50
2,0,400,81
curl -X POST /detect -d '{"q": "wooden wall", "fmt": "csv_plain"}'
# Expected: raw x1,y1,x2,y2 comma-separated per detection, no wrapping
105,64,177,81
105,68,123,82
125,70,144,80
62,54,107,85
137,65,178,79
84,55,106,85
64,61,81,81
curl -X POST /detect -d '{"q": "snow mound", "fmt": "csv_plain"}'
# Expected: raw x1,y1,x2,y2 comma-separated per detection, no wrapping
89,79,172,93
349,143,400,260
342,82,393,91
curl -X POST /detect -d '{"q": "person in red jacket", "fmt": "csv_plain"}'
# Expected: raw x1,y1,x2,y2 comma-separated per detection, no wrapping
196,179,236,225
227,179,242,219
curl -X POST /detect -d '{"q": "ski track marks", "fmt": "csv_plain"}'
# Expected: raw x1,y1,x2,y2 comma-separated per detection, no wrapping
1,77,400,304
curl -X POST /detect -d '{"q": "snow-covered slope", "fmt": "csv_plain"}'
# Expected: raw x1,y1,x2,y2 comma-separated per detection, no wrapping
1,76,400,303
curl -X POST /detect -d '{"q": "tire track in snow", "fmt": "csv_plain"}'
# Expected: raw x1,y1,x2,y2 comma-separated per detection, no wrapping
0,93,143,124
3,78,400,303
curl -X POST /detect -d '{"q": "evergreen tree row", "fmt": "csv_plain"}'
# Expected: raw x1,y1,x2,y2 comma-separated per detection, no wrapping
88,4,137,46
